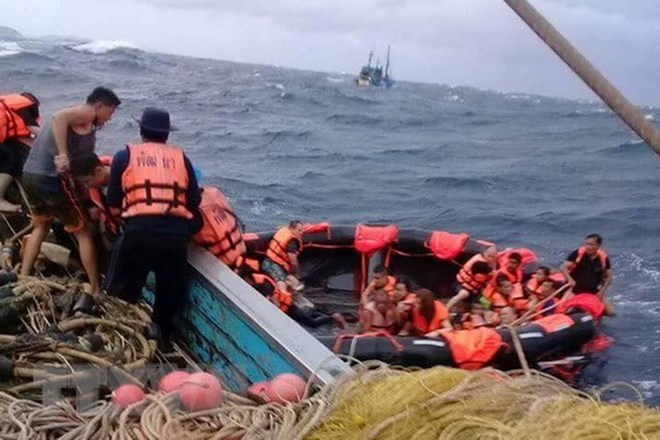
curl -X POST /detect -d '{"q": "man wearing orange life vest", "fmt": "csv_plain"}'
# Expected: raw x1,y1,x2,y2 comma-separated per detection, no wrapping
561,233,612,300
104,107,200,344
0,92,40,212
446,246,497,311
192,186,246,270
360,265,397,309
262,220,305,294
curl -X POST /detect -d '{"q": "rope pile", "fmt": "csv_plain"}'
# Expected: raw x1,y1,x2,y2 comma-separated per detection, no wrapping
0,276,157,401
1,361,659,439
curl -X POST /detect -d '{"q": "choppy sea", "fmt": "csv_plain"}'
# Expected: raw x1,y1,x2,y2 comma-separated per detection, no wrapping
2,35,659,404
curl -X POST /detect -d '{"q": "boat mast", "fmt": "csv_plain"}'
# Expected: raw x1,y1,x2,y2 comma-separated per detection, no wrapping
503,0,660,156
385,45,391,77
367,50,373,68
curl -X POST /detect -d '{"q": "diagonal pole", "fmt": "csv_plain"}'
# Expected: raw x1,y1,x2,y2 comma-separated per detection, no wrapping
503,0,660,156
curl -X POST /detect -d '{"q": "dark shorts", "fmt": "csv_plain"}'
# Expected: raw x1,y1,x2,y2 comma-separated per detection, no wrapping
261,258,288,282
0,140,30,178
22,173,87,233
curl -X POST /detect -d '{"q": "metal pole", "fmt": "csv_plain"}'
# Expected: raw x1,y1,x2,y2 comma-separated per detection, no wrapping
503,0,660,156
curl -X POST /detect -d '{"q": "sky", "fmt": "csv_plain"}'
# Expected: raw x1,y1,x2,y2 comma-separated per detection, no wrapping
2,0,660,105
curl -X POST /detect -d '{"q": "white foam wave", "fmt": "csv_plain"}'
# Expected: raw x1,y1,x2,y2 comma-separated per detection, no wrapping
626,252,660,282
0,42,23,57
73,40,137,54
645,113,655,121
326,76,344,83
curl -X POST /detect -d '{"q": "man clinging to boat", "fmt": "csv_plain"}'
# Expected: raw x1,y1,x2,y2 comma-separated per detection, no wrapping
262,220,306,294
561,233,612,301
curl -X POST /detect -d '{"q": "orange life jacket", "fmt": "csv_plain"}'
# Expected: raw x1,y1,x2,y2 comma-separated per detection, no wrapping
456,254,493,295
382,275,396,296
525,272,565,297
574,246,609,272
442,327,504,370
88,156,120,236
494,266,523,285
193,187,246,269
534,313,575,333
480,287,509,313
0,94,38,143
556,293,606,321
121,143,192,219
508,284,529,313
251,273,292,313
265,227,302,273
411,301,449,335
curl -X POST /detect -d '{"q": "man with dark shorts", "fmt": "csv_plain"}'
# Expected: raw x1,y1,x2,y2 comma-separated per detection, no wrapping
20,87,120,296
0,92,41,212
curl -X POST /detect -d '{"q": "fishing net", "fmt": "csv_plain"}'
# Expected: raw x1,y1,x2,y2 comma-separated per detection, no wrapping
1,359,659,440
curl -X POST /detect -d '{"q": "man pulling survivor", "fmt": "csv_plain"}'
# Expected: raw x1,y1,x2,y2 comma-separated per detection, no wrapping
20,87,121,298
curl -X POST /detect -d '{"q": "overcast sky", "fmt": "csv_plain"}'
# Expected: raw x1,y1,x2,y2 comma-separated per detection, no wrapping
3,0,659,105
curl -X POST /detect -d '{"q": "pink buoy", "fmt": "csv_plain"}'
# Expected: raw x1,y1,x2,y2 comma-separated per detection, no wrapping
247,381,271,404
179,372,223,411
111,384,145,407
266,373,306,404
158,371,190,394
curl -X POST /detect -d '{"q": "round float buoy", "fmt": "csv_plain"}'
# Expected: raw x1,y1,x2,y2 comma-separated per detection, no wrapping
158,371,190,394
179,372,223,411
111,384,145,407
266,373,306,404
247,381,271,403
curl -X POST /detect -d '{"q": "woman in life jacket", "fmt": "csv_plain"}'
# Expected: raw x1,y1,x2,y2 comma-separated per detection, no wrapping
401,289,451,336
361,289,398,334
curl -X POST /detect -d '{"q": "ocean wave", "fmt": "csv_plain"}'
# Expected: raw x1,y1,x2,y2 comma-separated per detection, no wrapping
598,140,647,155
423,175,494,190
0,42,23,57
325,76,345,83
261,129,313,143
324,113,384,125
73,40,138,54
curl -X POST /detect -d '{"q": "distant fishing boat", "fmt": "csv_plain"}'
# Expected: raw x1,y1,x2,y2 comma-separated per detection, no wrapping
355,45,394,88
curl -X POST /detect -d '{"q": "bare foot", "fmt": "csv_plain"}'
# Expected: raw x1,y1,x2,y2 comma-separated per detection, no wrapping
0,199,21,213
331,312,348,329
